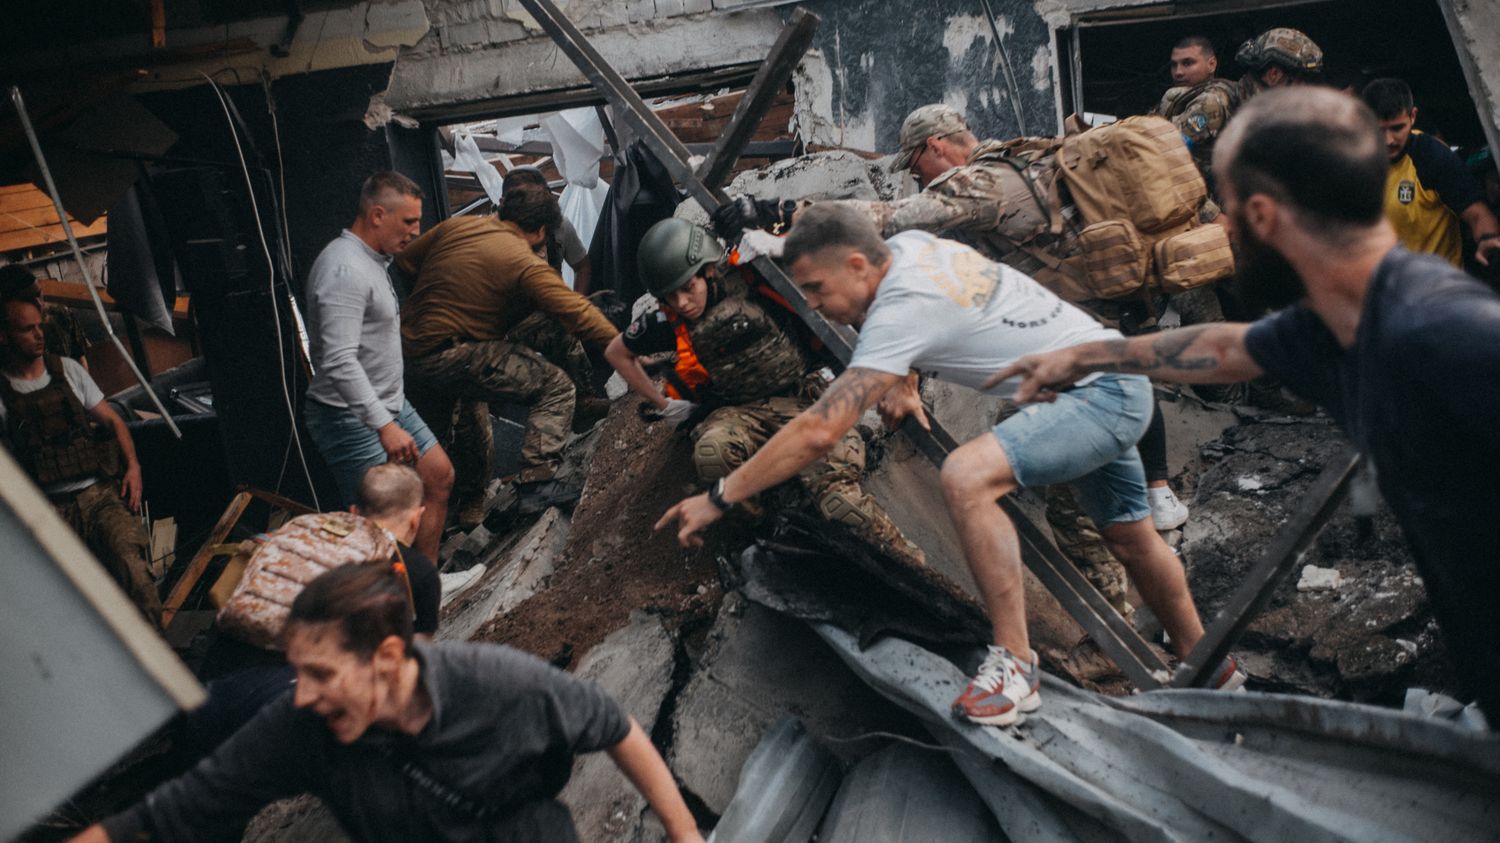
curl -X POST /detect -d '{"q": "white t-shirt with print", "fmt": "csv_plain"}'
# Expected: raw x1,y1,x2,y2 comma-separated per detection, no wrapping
848,231,1121,397
1,356,105,494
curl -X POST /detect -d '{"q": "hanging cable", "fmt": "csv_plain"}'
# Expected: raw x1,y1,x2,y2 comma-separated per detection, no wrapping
200,73,319,510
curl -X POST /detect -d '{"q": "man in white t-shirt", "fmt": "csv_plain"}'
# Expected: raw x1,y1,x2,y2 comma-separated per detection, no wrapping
658,205,1238,726
0,297,163,627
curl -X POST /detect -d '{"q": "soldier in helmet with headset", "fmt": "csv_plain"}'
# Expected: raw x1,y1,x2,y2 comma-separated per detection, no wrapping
1158,27,1324,196
604,217,923,565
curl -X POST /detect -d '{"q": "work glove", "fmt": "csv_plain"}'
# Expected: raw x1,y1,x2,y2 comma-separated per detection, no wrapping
711,195,786,242
641,398,699,427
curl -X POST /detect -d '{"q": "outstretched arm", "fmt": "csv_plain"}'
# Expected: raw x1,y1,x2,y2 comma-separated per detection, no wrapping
984,323,1263,403
604,334,669,411
607,719,704,843
655,367,903,546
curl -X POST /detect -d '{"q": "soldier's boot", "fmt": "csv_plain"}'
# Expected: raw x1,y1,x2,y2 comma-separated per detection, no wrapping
818,485,926,569
1043,486,1132,621
450,400,494,529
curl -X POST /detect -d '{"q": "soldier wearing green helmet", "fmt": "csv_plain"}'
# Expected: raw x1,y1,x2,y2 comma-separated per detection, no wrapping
604,217,922,564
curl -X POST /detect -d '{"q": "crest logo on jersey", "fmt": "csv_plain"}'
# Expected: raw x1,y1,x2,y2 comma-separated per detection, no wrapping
1397,180,1415,204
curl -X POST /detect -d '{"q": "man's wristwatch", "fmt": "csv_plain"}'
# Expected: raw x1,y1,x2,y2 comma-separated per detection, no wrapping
708,478,734,513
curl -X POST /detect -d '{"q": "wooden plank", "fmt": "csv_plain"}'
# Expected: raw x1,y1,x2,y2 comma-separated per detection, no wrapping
160,491,251,628
0,218,109,253
37,278,191,320
0,204,80,234
0,189,67,214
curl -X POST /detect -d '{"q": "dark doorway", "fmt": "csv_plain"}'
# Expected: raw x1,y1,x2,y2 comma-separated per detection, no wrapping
1071,0,1484,150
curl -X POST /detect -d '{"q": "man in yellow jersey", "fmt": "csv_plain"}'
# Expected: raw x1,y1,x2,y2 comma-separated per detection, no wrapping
1361,77,1500,267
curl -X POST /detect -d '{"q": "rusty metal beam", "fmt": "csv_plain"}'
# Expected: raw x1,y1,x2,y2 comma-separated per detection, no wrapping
1172,448,1363,688
696,8,818,189
516,0,1166,689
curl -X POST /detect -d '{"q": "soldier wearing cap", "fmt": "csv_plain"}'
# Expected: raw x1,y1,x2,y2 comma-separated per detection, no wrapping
605,217,922,566
1159,27,1324,193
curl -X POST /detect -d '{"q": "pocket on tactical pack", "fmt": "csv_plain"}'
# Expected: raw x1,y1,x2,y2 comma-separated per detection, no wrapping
1153,224,1234,294
1077,219,1150,299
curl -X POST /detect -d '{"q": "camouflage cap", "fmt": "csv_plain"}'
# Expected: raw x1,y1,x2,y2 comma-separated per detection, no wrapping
889,104,970,172
1235,27,1323,74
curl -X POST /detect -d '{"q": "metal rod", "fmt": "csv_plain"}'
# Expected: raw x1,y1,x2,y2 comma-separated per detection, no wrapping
697,8,819,189
977,0,1030,136
517,0,1163,688
1172,448,1363,688
9,86,181,438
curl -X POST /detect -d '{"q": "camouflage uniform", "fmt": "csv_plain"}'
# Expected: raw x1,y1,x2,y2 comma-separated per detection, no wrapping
42,302,89,360
628,272,922,565
406,312,583,494
1156,77,1254,196
1,353,162,628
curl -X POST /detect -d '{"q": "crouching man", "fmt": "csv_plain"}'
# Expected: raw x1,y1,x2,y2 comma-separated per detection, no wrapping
609,218,922,565
72,564,704,842
658,206,1238,727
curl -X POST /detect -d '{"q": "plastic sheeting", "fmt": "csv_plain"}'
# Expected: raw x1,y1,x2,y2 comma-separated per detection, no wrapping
539,108,609,289
449,128,505,205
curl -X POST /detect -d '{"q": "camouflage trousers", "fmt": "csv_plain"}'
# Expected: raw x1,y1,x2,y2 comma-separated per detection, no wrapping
407,313,591,505
1043,485,1131,616
691,395,925,566
53,481,164,629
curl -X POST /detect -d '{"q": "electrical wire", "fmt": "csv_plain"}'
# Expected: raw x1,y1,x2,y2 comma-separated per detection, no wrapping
199,72,320,510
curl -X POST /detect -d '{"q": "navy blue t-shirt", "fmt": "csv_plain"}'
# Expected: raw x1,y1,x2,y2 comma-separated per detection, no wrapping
1245,247,1500,718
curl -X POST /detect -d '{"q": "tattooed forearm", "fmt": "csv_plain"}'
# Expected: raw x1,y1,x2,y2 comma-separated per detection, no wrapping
1080,326,1221,375
808,367,897,423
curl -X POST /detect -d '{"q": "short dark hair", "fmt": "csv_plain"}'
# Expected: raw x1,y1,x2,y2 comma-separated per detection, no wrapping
1218,87,1387,239
355,463,423,521
0,264,40,303
1360,77,1415,121
501,166,548,193
498,182,562,234
358,171,423,216
286,564,413,657
783,204,892,267
1173,36,1215,58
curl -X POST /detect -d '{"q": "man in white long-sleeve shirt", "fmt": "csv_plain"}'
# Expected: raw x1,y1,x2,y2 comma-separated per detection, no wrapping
303,172,453,559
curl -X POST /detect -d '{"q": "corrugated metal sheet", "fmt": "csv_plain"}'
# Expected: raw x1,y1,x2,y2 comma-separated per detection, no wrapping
819,742,1009,843
709,717,842,843
812,624,1500,843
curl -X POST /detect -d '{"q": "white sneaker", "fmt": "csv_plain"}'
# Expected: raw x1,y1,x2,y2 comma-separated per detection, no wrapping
1148,486,1190,531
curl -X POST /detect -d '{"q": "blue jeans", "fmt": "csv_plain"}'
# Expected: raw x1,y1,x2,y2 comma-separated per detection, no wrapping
304,398,437,508
990,373,1154,527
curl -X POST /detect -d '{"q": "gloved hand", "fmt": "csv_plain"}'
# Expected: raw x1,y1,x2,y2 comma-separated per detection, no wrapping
657,398,698,427
711,195,785,242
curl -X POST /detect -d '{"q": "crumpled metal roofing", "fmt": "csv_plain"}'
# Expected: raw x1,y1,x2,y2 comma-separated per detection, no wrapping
812,624,1500,843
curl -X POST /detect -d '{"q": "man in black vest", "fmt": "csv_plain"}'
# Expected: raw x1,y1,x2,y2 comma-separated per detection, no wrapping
0,296,162,627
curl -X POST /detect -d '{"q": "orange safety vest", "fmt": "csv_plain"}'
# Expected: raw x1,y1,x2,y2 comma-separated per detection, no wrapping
661,255,807,401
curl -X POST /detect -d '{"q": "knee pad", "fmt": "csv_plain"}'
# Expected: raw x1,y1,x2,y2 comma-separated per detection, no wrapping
819,489,873,529
693,438,733,481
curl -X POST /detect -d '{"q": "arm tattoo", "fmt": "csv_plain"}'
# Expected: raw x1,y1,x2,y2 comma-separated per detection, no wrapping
808,367,890,422
1084,326,1220,374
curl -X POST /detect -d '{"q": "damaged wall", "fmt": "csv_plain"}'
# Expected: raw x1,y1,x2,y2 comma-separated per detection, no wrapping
792,0,1059,152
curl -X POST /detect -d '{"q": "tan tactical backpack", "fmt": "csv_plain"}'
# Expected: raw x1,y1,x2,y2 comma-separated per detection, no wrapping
216,511,402,650
1054,114,1234,298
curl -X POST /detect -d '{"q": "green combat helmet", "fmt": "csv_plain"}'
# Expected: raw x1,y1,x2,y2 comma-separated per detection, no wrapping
638,217,725,298
1235,27,1323,74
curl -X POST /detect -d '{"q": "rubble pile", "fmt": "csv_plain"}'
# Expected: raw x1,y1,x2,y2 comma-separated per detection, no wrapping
1180,417,1453,703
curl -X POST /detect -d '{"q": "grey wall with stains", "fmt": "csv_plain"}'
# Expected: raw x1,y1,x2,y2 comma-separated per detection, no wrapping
790,0,1058,155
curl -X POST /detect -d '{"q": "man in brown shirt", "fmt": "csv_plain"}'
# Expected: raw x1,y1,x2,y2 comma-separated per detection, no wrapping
399,184,617,520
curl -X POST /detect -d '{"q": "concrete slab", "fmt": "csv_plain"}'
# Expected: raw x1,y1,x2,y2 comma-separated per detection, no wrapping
439,508,570,642
669,595,913,815
560,611,677,841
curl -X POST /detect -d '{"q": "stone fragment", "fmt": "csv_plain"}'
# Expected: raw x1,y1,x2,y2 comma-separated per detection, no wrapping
1297,565,1344,592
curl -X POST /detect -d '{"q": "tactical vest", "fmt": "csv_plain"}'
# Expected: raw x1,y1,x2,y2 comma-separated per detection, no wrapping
0,353,117,487
663,274,812,405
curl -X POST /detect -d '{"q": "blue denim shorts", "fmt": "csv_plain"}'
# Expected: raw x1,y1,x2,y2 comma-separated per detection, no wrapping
990,373,1154,527
304,398,437,507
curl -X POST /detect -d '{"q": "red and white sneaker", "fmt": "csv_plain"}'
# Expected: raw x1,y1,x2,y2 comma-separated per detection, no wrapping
1211,655,1248,692
952,646,1041,726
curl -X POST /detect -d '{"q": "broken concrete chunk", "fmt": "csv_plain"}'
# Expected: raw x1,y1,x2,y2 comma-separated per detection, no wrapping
560,612,677,843
670,596,911,815
1297,565,1344,592
439,508,570,642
